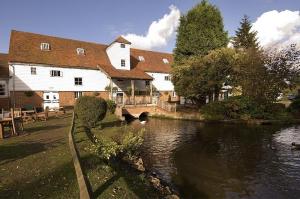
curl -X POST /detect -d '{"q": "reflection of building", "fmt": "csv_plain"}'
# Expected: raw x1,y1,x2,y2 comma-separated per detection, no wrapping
0,30,179,109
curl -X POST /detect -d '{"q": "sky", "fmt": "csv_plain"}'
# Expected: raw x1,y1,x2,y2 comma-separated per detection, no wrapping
0,0,299,53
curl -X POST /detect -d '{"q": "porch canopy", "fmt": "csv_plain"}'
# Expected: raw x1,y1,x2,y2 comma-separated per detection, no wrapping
98,64,154,105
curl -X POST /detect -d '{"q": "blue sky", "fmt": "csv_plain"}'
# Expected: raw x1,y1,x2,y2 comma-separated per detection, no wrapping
0,0,299,53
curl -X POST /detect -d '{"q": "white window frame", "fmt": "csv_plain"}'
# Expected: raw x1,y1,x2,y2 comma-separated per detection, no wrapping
163,58,169,64
145,80,150,86
50,70,63,77
172,91,177,97
120,43,125,48
138,56,145,62
74,77,83,86
76,48,85,55
74,91,83,99
121,59,126,67
0,81,7,97
30,67,36,75
40,43,50,51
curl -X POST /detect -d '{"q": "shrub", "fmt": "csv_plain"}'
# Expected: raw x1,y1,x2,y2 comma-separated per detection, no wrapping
106,100,116,114
88,129,144,161
75,96,107,128
201,96,290,120
288,98,300,116
24,91,34,97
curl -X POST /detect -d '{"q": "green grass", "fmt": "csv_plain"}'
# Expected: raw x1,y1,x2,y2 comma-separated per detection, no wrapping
0,113,79,198
74,113,160,199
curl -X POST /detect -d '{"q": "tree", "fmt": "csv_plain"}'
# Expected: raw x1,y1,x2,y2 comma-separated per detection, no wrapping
173,0,228,64
234,44,300,104
232,15,259,50
172,48,237,106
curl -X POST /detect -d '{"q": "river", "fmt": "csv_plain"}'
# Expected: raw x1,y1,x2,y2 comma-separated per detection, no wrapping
130,118,300,199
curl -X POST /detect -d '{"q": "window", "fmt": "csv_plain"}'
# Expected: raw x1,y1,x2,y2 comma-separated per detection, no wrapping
0,81,7,97
145,80,150,86
162,58,169,64
50,70,63,77
121,59,126,67
172,91,177,97
165,75,171,81
76,48,85,55
74,91,83,99
120,43,125,48
31,67,36,75
138,56,145,62
40,43,50,51
74,77,83,86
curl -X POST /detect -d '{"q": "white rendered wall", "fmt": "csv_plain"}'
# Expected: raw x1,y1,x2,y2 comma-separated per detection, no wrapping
9,64,110,91
106,42,131,70
146,72,174,91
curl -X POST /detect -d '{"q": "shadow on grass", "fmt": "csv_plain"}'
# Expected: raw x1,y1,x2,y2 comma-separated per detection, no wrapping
0,142,46,165
0,161,79,199
79,154,158,199
25,124,66,133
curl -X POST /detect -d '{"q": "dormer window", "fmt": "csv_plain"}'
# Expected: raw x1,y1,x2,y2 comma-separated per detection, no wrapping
163,58,169,64
138,56,145,62
121,59,126,67
120,43,125,48
40,43,50,51
76,48,85,55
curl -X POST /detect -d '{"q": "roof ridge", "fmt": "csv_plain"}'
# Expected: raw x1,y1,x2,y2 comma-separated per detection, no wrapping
131,47,173,55
11,29,108,47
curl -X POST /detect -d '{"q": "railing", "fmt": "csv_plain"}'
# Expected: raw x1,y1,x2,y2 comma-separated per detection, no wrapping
157,100,177,112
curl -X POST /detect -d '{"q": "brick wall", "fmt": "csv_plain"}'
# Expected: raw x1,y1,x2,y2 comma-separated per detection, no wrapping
0,98,10,110
60,91,109,107
159,91,179,102
11,91,43,108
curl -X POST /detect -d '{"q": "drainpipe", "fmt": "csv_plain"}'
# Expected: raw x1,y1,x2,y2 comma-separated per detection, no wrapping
11,64,16,109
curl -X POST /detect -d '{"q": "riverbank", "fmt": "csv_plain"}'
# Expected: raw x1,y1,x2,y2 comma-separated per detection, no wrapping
150,111,300,125
73,113,162,199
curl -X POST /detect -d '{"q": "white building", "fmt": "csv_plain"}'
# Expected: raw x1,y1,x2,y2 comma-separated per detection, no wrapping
0,30,178,110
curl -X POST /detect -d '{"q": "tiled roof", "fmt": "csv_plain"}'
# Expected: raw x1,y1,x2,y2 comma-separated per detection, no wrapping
8,30,172,80
0,53,9,78
131,48,173,73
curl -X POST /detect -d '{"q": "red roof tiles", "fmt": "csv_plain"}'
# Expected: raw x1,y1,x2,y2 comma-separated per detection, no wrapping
8,30,172,80
0,53,9,78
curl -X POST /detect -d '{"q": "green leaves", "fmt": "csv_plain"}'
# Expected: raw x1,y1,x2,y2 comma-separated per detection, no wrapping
174,1,228,64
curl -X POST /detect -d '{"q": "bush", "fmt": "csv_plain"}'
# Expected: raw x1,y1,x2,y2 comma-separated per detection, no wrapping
75,96,107,128
106,100,116,114
201,96,290,120
88,129,144,161
288,98,300,116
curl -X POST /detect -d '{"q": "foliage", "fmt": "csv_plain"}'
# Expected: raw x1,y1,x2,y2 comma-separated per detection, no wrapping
106,100,117,114
201,96,290,120
232,15,259,50
288,98,300,116
233,45,300,104
172,48,237,105
89,129,144,161
105,85,118,92
174,0,228,64
74,96,107,129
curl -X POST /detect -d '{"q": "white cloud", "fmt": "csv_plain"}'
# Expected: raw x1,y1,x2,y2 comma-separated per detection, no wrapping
252,10,300,48
123,5,180,50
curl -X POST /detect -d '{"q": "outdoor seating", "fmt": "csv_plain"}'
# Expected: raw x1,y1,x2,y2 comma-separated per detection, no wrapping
0,108,24,139
34,107,49,121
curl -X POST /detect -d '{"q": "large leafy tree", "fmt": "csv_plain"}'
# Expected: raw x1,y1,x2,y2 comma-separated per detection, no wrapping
172,48,237,105
174,0,228,64
232,15,259,50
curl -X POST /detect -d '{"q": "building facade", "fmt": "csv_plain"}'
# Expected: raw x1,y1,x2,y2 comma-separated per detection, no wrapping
0,30,178,110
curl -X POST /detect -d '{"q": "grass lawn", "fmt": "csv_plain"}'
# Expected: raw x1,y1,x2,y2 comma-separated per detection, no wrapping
74,113,160,199
0,113,79,198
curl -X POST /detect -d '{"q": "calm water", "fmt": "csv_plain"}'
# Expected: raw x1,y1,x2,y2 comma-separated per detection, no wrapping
130,119,300,199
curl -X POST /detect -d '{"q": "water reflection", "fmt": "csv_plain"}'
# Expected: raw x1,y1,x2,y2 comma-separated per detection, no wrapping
130,119,300,199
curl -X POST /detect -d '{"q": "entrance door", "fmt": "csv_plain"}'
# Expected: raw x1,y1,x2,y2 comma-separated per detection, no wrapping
43,92,60,111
